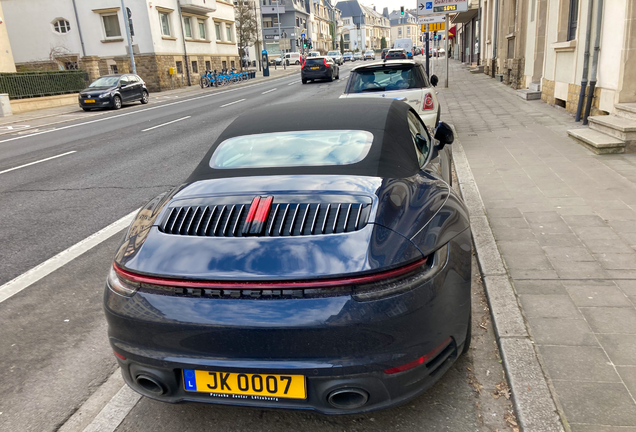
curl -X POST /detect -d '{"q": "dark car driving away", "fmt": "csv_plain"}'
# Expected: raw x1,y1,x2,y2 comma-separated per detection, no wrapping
78,74,148,111
385,49,407,60
104,98,471,414
301,56,339,83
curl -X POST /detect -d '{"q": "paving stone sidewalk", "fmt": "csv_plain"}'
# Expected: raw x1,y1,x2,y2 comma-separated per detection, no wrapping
438,60,636,431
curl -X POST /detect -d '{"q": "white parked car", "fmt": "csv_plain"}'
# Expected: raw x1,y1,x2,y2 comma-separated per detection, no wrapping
274,52,301,65
327,50,343,65
364,50,375,60
339,60,440,128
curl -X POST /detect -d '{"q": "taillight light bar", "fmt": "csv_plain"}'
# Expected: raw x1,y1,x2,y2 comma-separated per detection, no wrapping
323,58,328,67
112,257,427,290
423,93,434,110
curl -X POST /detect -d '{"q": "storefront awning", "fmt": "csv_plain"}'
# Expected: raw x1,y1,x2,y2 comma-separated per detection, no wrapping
448,25,457,38
451,8,478,24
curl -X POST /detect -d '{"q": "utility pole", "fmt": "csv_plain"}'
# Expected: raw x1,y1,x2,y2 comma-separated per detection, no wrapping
253,0,262,71
444,14,448,87
120,0,136,74
176,0,191,85
273,0,285,69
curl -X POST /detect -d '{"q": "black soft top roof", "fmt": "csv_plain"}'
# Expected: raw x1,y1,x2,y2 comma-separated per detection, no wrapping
186,98,420,182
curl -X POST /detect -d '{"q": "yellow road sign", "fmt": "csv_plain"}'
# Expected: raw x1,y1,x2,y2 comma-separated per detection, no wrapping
427,22,446,31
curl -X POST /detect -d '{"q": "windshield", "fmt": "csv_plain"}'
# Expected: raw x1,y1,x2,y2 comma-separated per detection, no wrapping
210,130,374,169
327,51,339,56
348,66,427,93
89,76,120,88
344,52,353,56
365,51,373,54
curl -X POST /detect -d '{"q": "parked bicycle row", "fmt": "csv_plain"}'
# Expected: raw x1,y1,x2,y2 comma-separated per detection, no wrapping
200,68,256,88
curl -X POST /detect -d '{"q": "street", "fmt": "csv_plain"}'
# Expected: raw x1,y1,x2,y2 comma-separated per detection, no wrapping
0,62,516,432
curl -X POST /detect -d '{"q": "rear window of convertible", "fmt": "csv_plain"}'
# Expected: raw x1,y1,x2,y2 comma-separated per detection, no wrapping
210,130,374,169
349,66,427,93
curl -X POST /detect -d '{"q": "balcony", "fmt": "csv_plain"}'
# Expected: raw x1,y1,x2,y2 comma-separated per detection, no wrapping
180,0,216,13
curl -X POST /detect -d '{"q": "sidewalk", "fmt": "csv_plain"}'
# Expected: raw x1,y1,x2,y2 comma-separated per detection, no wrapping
439,60,636,431
0,65,300,129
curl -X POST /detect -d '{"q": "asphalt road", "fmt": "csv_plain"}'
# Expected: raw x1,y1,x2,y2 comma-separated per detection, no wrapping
0,63,515,432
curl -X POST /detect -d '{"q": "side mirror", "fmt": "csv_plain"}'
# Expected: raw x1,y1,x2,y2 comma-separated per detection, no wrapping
434,121,454,147
430,74,438,87
415,133,429,154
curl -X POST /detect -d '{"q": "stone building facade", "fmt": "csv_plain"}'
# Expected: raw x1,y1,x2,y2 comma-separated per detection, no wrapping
2,0,239,92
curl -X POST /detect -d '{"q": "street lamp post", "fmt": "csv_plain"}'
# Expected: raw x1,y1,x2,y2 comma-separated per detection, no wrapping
273,0,285,69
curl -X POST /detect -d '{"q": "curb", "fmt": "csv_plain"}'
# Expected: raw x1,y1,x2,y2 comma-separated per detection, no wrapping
451,126,565,432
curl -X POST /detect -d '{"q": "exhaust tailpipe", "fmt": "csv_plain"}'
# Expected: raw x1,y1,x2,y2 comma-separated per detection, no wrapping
135,374,165,396
327,388,369,410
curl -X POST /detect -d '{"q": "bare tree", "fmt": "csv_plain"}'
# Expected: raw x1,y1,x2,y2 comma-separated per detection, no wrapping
234,1,259,71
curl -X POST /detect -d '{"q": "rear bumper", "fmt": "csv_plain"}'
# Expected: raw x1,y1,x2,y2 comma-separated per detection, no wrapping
104,232,471,413
302,70,331,80
79,97,112,108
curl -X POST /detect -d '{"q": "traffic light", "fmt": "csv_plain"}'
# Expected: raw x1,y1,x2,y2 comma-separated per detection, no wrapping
296,39,299,47
433,31,438,40
400,6,404,15
303,39,307,48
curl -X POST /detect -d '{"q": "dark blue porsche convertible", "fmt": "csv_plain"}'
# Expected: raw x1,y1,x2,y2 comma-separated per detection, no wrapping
104,98,472,414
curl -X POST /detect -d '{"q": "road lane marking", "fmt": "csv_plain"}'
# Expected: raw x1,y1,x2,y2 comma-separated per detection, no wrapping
0,125,30,130
142,116,191,132
0,151,76,175
0,208,139,304
220,98,245,107
261,88,277,94
0,74,300,145
287,81,300,86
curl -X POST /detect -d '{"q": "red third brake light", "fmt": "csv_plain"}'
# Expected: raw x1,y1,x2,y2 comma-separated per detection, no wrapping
423,93,434,110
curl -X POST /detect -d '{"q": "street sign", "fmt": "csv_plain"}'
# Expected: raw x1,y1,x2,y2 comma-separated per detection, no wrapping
426,22,445,31
418,15,444,24
301,33,305,38
418,0,468,15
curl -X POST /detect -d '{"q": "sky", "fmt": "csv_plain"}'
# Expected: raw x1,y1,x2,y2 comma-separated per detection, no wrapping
358,0,420,15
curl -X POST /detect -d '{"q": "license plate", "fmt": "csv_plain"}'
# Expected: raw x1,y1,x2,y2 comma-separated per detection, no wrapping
310,66,319,70
183,369,306,399
84,99,95,103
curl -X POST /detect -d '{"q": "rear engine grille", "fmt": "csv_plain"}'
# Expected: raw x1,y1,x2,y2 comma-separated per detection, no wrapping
159,202,371,237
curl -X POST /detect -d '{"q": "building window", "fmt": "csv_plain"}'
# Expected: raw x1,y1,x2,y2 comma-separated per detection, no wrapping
398,28,402,36
215,22,221,40
192,61,198,73
344,42,349,49
110,64,118,74
102,13,122,38
184,17,192,38
231,60,235,68
344,33,349,41
226,24,232,41
222,60,227,69
407,27,410,35
567,0,579,40
159,12,171,36
64,61,78,70
53,19,71,33
176,61,183,73
198,19,206,39
205,60,211,70
296,17,300,27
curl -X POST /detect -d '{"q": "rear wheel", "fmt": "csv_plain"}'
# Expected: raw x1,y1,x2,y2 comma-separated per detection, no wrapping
328,71,333,82
301,77,307,84
140,91,149,104
112,95,122,110
82,107,91,112
295,60,300,65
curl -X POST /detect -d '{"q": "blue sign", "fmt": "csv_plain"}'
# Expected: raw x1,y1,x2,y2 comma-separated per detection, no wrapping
301,33,305,38
183,369,197,391
426,1,432,8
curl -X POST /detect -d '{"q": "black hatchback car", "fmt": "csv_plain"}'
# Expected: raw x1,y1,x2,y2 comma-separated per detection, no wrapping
104,99,471,414
78,74,149,111
301,56,340,84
